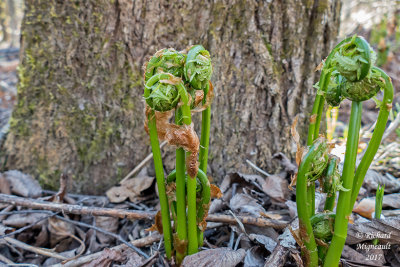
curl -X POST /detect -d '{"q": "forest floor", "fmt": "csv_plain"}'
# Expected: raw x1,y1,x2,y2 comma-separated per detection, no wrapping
1,27,400,267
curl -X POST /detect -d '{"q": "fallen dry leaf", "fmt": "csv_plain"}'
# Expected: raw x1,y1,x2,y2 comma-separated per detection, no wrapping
249,233,277,252
261,175,289,202
0,174,11,194
353,198,375,218
291,115,304,166
243,246,265,267
381,193,400,209
2,213,46,228
48,216,75,246
272,152,297,174
363,170,400,193
354,193,400,219
210,184,223,199
341,245,369,262
146,210,163,233
106,176,154,203
123,249,144,266
34,223,49,247
95,216,119,244
230,193,266,216
3,170,42,198
347,217,400,245
182,248,246,267
82,248,125,267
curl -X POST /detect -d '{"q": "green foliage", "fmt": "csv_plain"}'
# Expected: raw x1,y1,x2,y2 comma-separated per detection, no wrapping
341,68,382,102
144,48,186,82
146,81,180,112
300,35,394,267
313,219,333,241
305,138,329,182
144,45,213,262
184,45,213,91
332,35,373,82
325,76,343,107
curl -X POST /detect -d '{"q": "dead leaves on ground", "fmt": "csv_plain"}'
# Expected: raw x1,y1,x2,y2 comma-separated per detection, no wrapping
106,176,155,203
1,170,41,198
182,247,246,267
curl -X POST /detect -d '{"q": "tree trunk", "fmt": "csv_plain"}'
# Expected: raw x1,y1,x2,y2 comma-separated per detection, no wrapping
3,0,341,194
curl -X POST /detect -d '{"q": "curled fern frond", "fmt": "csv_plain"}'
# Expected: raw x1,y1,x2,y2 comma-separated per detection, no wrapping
310,213,335,242
303,138,329,182
325,75,344,107
341,68,382,102
332,36,373,82
313,219,334,241
144,73,185,112
184,45,213,91
144,48,186,82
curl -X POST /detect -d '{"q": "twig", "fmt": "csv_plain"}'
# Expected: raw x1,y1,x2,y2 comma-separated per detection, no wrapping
0,205,14,221
207,213,287,230
228,210,247,234
58,233,162,267
246,159,271,177
0,253,14,264
0,194,155,220
4,236,69,260
0,194,288,229
120,141,167,184
138,251,159,267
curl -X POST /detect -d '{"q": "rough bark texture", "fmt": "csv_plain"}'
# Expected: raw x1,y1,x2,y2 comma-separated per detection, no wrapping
4,0,341,194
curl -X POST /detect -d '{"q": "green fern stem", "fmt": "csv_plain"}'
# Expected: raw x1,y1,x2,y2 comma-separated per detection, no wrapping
174,108,188,264
324,101,362,267
147,110,173,259
348,67,393,214
296,138,328,267
323,157,339,212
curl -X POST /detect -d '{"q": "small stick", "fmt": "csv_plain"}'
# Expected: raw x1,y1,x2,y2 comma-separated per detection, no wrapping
246,159,271,177
0,194,288,229
4,236,69,260
59,234,162,267
120,141,167,184
207,213,287,230
0,253,14,264
0,205,14,221
0,194,155,220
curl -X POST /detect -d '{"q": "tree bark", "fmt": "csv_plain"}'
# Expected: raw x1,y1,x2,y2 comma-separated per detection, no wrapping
3,0,341,194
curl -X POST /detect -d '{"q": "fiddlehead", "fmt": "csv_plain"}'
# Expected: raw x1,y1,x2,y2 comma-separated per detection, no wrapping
296,137,328,267
305,140,329,182
332,35,374,82
325,76,344,107
341,67,382,102
311,213,335,242
144,48,186,82
184,45,213,91
321,156,349,212
143,45,214,261
144,73,184,112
